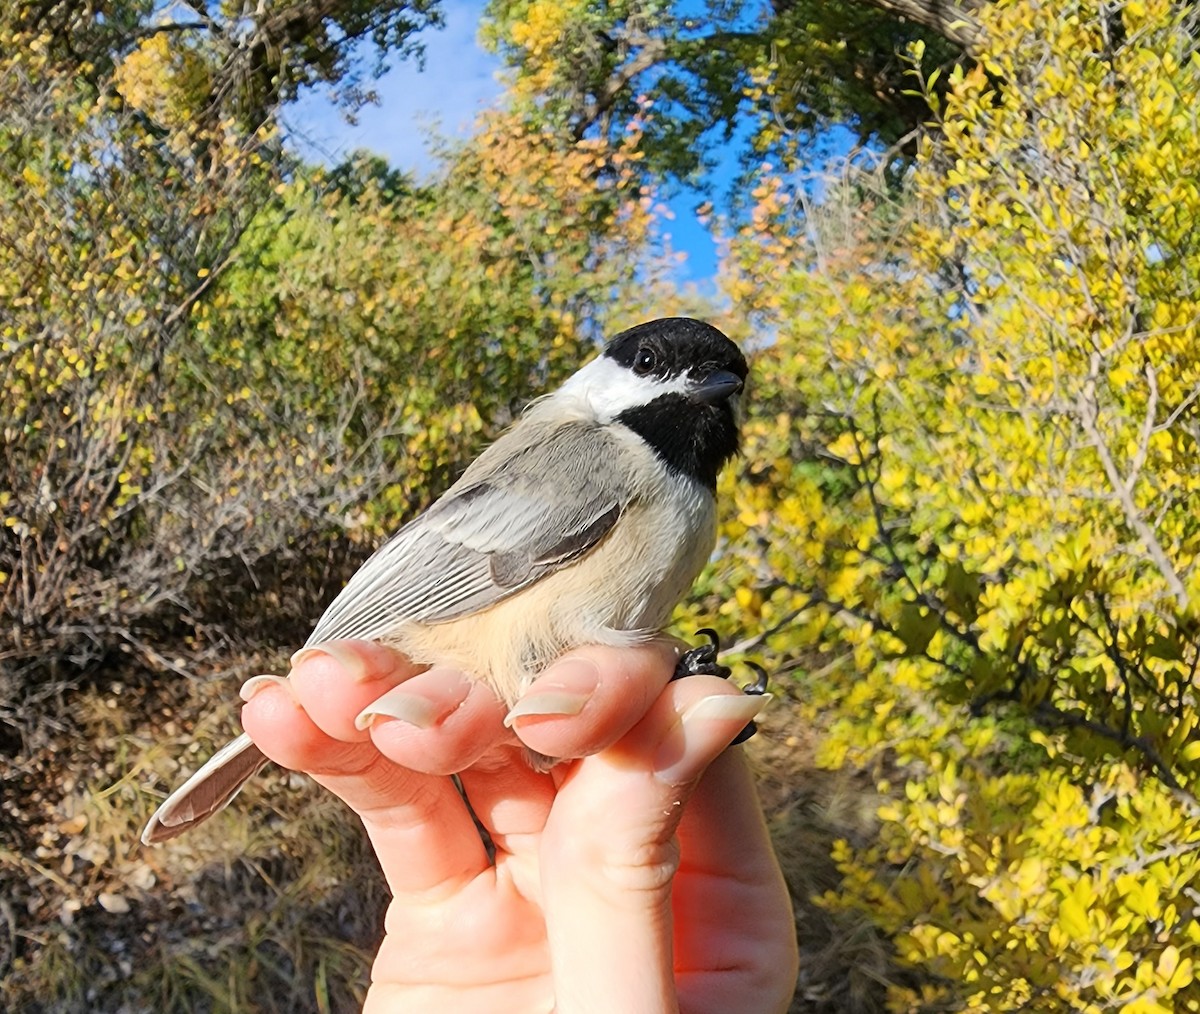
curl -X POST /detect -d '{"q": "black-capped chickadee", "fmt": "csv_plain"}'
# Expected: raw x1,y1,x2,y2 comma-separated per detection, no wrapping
142,317,748,844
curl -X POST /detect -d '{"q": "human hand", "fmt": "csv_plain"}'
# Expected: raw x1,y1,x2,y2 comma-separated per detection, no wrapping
239,640,797,1013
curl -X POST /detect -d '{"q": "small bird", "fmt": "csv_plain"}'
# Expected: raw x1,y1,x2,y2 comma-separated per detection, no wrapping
142,317,748,844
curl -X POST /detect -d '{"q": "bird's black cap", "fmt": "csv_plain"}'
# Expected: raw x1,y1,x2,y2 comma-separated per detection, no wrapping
604,317,748,385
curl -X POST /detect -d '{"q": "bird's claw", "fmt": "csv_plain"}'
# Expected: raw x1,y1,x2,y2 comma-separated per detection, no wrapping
672,627,732,681
672,629,769,745
743,660,770,696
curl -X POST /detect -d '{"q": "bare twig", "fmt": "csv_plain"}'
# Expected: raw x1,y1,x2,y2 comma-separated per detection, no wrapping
1077,352,1189,608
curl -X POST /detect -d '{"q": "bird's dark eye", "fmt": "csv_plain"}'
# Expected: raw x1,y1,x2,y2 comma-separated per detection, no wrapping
633,347,659,375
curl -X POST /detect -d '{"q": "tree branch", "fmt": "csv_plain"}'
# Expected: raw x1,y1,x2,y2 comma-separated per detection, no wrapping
1030,700,1184,793
1077,353,1189,609
573,35,669,139
854,0,984,53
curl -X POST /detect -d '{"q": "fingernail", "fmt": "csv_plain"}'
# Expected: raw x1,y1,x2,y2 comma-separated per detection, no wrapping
654,693,774,784
503,658,599,728
290,642,369,682
239,674,289,703
354,672,469,731
681,692,774,725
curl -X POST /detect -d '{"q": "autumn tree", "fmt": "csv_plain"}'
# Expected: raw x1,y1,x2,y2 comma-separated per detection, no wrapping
693,0,1200,1008
2,4,662,1008
482,0,977,184
16,0,444,118
1,0,654,696
2,13,273,690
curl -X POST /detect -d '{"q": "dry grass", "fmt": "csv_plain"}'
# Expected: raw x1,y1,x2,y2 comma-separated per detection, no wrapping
1,652,386,1014
1,657,905,1013
747,694,910,1013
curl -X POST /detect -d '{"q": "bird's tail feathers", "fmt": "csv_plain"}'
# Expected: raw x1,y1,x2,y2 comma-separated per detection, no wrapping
141,733,268,845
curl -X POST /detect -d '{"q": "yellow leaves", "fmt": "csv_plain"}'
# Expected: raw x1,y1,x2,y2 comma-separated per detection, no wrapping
902,923,965,967
1053,880,1095,945
112,33,212,132
1029,729,1061,758
1116,874,1162,921
971,371,1001,397
826,431,862,464
825,564,866,604
878,465,909,500
1108,945,1194,1012
509,0,573,55
835,738,1200,1004
1156,946,1194,991
736,506,766,529
18,0,1176,1006
734,586,763,618
504,0,588,93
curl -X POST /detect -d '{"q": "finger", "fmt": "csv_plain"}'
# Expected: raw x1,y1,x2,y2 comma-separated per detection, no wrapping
677,748,787,885
539,676,772,1014
673,750,798,1014
288,639,425,743
357,667,513,774
240,668,491,894
505,639,680,761
291,640,514,774
551,673,770,847
456,746,557,891
452,673,768,924
241,674,379,777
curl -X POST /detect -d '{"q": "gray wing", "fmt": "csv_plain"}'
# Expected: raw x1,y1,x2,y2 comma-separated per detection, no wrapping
305,422,629,645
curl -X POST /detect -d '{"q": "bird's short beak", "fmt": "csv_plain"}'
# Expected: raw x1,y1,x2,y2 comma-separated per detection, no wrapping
689,370,744,406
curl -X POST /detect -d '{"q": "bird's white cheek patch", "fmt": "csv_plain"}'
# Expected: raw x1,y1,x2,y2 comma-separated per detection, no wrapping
556,356,692,422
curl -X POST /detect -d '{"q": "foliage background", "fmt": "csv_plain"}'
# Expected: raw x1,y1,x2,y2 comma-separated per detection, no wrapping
3,0,1199,1011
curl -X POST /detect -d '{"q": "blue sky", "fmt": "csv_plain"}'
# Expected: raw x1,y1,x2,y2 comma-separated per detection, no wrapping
284,0,723,282
285,0,503,176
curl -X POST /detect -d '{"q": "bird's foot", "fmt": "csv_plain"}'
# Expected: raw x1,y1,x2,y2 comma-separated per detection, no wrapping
672,628,769,745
